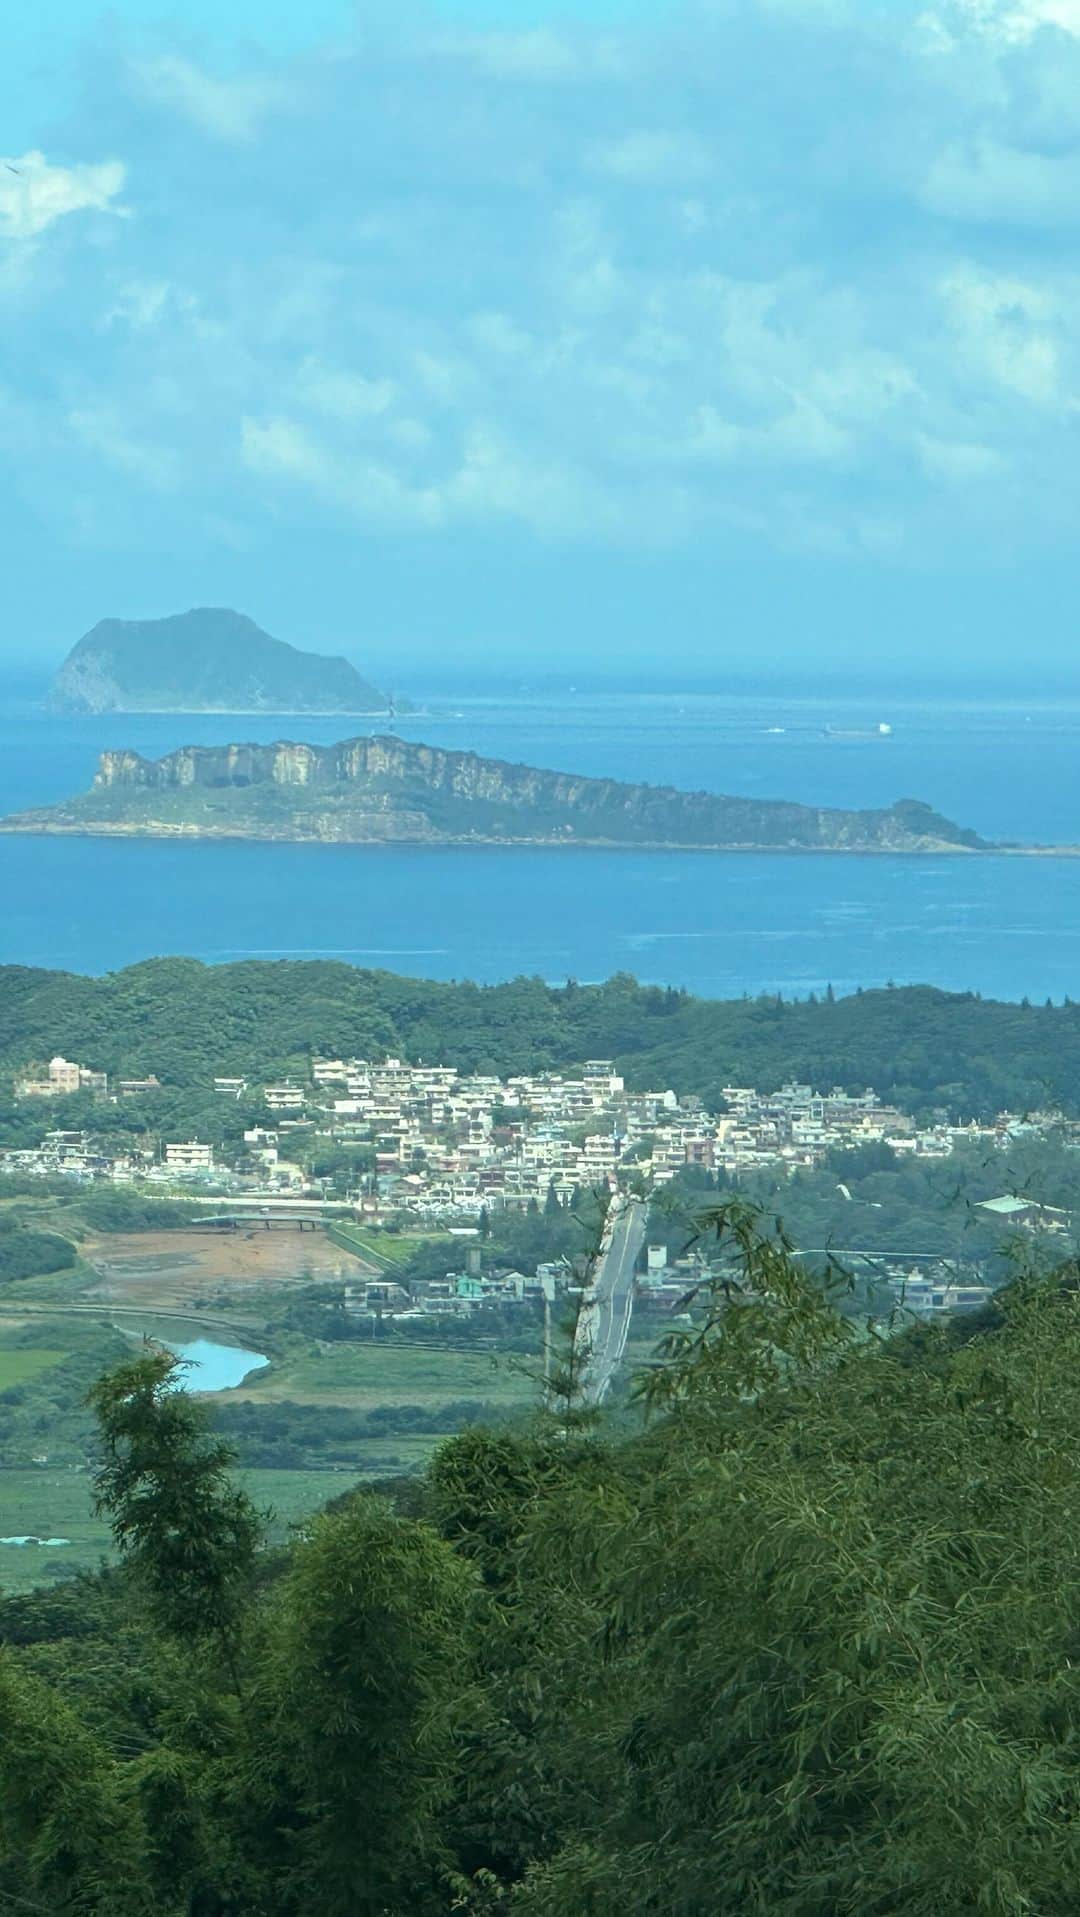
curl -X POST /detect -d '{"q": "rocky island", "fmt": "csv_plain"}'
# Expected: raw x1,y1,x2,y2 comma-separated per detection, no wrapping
47,607,396,715
0,734,990,852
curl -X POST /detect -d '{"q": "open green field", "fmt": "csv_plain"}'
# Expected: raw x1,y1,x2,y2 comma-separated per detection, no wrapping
0,1454,435,1596
0,1348,66,1390
232,1340,537,1411
0,1306,535,1598
327,1224,447,1269
2,1258,103,1305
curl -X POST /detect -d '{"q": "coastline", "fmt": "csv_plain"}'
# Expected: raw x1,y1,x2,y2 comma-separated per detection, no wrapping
0,819,1053,854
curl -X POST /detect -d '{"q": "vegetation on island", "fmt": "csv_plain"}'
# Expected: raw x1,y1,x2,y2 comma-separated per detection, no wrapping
5,1205,1080,1912
3,956,1080,1118
3,731,983,850
47,607,393,714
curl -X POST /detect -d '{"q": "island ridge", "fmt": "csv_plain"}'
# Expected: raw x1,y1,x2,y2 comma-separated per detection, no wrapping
0,732,988,852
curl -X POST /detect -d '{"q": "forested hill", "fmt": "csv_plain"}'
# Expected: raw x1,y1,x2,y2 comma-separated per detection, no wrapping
47,608,391,714
0,959,1077,1117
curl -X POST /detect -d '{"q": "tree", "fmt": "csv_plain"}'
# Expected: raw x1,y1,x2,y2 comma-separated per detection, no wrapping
0,1658,156,1914
88,1349,261,1667
250,1496,473,1915
21,1202,1080,1913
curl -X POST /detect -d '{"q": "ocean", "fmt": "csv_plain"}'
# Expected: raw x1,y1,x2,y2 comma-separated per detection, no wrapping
3,685,1080,1002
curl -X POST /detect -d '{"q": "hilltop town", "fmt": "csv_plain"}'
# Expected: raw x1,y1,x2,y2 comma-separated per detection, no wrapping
7,1046,1077,1324
5,1046,981,1200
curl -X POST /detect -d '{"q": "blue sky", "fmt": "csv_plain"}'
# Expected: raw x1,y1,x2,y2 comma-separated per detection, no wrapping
4,0,1080,685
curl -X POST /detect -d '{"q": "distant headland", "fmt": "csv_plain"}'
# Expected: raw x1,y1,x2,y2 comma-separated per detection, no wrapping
0,733,993,853
47,608,401,716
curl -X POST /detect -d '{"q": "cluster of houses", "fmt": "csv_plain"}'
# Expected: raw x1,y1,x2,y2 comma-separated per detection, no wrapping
16,1055,162,1100
3,1049,1071,1217
5,1051,1077,1322
341,1237,721,1325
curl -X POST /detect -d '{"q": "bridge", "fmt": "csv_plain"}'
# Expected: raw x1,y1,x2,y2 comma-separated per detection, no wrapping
793,1247,980,1265
180,1197,359,1232
184,1211,326,1233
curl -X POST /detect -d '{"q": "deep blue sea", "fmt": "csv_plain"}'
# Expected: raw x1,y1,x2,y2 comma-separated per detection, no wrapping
4,685,1080,1001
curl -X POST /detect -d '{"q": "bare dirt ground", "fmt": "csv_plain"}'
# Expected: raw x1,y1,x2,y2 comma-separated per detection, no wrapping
80,1228,359,1311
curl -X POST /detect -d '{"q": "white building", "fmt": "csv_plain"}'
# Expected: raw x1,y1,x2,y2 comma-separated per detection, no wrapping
164,1140,215,1172
263,1084,305,1112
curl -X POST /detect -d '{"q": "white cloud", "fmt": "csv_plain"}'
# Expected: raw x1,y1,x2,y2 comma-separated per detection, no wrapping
241,413,444,527
427,29,624,81
917,432,1007,480
807,353,919,423
102,280,172,330
942,267,1062,404
240,415,329,487
13,0,1080,573
589,131,716,186
241,411,630,539
468,312,535,359
552,202,623,314
683,396,854,467
948,0,1080,39
68,406,178,488
413,353,472,405
133,55,285,143
297,359,398,420
0,151,126,240
443,425,627,538
922,138,1080,226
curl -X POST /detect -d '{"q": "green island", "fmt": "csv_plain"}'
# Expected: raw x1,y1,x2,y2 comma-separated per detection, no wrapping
0,731,989,849
46,607,397,715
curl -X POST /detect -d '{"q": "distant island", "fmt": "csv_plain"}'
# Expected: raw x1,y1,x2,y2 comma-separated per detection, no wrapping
47,607,400,715
0,733,991,852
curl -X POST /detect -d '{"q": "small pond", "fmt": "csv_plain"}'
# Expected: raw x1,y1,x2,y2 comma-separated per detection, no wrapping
163,1339,269,1392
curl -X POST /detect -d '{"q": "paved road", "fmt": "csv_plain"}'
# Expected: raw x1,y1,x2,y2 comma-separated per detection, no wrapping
575,1196,648,1406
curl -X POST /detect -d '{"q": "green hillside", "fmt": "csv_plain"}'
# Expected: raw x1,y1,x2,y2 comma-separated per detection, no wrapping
0,956,1077,1117
48,607,391,713
5,1209,1080,1911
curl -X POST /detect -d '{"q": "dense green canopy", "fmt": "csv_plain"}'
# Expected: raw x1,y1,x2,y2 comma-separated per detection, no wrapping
2,957,1079,1116
5,1205,1080,1912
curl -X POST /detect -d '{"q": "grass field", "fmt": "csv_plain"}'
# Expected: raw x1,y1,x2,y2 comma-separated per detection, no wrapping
327,1224,446,1270
0,1304,537,1599
231,1341,537,1411
6,1258,104,1305
0,1453,435,1596
0,1349,66,1390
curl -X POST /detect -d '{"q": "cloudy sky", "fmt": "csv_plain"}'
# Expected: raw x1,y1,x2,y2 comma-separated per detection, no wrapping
4,0,1080,684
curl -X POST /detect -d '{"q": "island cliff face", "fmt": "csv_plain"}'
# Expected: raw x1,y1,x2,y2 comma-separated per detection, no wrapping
0,735,988,852
48,608,393,715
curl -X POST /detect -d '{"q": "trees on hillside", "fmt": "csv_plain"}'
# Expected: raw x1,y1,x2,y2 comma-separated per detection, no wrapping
7,957,1080,1116
11,1210,1080,1908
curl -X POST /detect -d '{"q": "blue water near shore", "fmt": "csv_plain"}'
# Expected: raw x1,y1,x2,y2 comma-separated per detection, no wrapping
164,1339,269,1392
3,685,1080,1002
